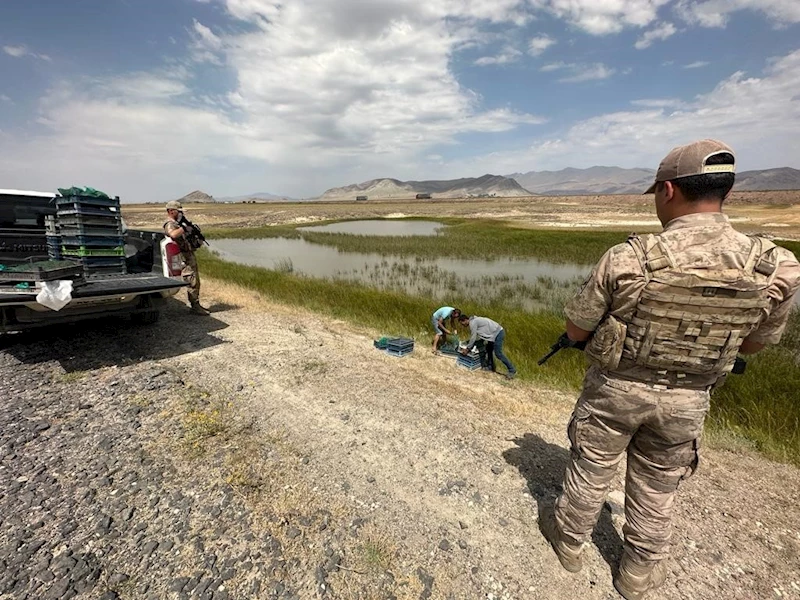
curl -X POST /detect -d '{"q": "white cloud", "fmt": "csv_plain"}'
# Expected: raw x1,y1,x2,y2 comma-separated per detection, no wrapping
630,98,684,108
540,62,569,72
676,0,800,28
3,44,51,61
683,60,710,69
528,0,672,35
447,49,800,177
528,35,556,56
0,0,545,199
634,22,677,49
0,95,11,103
189,20,225,64
544,63,616,83
475,46,523,65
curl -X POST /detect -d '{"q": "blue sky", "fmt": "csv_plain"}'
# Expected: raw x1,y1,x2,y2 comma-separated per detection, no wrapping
1,0,799,201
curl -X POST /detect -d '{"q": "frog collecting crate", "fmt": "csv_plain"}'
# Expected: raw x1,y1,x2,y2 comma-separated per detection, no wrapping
385,337,414,357
55,188,126,278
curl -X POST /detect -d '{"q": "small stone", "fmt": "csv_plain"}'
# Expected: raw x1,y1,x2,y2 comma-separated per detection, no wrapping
458,521,468,530
438,539,451,551
499,518,509,526
458,539,468,550
366,476,376,483
108,573,129,586
491,465,504,475
287,527,301,539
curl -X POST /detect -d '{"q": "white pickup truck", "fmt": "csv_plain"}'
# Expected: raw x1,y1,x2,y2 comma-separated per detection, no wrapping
0,189,187,333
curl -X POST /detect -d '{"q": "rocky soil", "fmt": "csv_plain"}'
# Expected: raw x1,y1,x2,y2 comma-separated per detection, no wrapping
2,279,800,599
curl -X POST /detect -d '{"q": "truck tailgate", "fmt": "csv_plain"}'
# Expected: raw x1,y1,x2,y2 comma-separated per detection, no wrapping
0,274,185,304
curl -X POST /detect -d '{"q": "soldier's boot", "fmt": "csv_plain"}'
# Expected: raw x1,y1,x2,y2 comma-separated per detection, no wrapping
613,556,668,600
539,506,583,573
190,302,210,316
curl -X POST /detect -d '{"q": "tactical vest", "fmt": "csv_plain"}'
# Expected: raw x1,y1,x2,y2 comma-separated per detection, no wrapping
621,233,778,377
164,220,192,254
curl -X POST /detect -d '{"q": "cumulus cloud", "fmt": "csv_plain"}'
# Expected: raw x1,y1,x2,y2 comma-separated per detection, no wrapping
448,49,800,176
634,22,677,49
528,0,672,35
676,0,800,28
0,0,546,199
528,35,556,56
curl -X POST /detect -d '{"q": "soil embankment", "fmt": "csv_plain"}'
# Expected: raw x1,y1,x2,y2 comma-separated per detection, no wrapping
1,281,799,599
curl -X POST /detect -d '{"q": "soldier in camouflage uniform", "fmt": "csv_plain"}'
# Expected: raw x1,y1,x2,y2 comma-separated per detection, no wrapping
164,200,210,316
539,140,800,599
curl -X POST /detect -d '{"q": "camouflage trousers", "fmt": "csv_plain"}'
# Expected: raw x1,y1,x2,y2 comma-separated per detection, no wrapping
181,251,201,305
555,366,708,563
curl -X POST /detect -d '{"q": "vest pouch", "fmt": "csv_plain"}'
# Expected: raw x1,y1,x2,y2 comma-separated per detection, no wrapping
585,315,627,371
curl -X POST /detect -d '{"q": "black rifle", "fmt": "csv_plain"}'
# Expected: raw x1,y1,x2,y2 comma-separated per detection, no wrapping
537,332,748,374
537,332,587,366
177,214,209,249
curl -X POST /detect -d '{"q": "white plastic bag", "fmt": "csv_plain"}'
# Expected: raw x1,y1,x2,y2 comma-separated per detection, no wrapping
36,280,74,311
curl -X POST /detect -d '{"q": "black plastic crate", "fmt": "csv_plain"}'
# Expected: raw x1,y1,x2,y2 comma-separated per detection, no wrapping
0,260,83,282
60,224,122,238
386,337,414,350
57,214,123,229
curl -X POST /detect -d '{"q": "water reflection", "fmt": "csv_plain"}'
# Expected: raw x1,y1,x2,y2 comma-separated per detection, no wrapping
300,220,444,236
211,237,589,312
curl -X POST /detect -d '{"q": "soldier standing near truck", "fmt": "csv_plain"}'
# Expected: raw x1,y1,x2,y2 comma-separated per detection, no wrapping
164,200,210,316
538,139,800,599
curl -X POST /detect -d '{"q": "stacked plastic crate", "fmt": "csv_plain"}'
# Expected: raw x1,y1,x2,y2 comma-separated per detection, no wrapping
44,215,61,260
56,194,127,278
456,348,482,370
385,337,414,357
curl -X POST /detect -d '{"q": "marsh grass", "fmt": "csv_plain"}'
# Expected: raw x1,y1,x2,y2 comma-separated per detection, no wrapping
331,260,586,313
208,219,627,265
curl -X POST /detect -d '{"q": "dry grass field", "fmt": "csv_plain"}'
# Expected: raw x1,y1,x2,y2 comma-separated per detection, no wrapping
123,190,800,239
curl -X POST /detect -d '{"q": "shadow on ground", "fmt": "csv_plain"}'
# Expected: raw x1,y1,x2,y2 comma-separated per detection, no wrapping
503,433,624,571
0,298,229,372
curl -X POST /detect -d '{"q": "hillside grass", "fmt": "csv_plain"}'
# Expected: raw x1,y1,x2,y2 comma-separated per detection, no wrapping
200,241,800,466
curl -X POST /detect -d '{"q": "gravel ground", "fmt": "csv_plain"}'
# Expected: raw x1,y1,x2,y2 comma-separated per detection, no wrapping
1,279,799,599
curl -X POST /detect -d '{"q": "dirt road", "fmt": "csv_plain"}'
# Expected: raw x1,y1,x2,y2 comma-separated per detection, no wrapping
2,280,799,599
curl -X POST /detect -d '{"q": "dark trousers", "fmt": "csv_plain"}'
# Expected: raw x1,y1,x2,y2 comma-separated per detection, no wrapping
486,329,516,374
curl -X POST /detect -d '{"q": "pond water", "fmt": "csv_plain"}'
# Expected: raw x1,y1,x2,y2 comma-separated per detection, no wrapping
300,220,444,236
211,237,589,312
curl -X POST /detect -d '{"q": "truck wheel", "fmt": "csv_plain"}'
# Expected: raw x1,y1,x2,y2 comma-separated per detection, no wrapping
132,310,161,325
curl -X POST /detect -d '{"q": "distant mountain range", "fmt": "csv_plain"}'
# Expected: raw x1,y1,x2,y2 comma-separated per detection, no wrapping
319,174,530,200
507,166,655,196
507,166,800,195
174,166,800,204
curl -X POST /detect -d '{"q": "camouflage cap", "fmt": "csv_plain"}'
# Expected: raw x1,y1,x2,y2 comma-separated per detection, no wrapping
165,200,183,210
644,139,735,194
